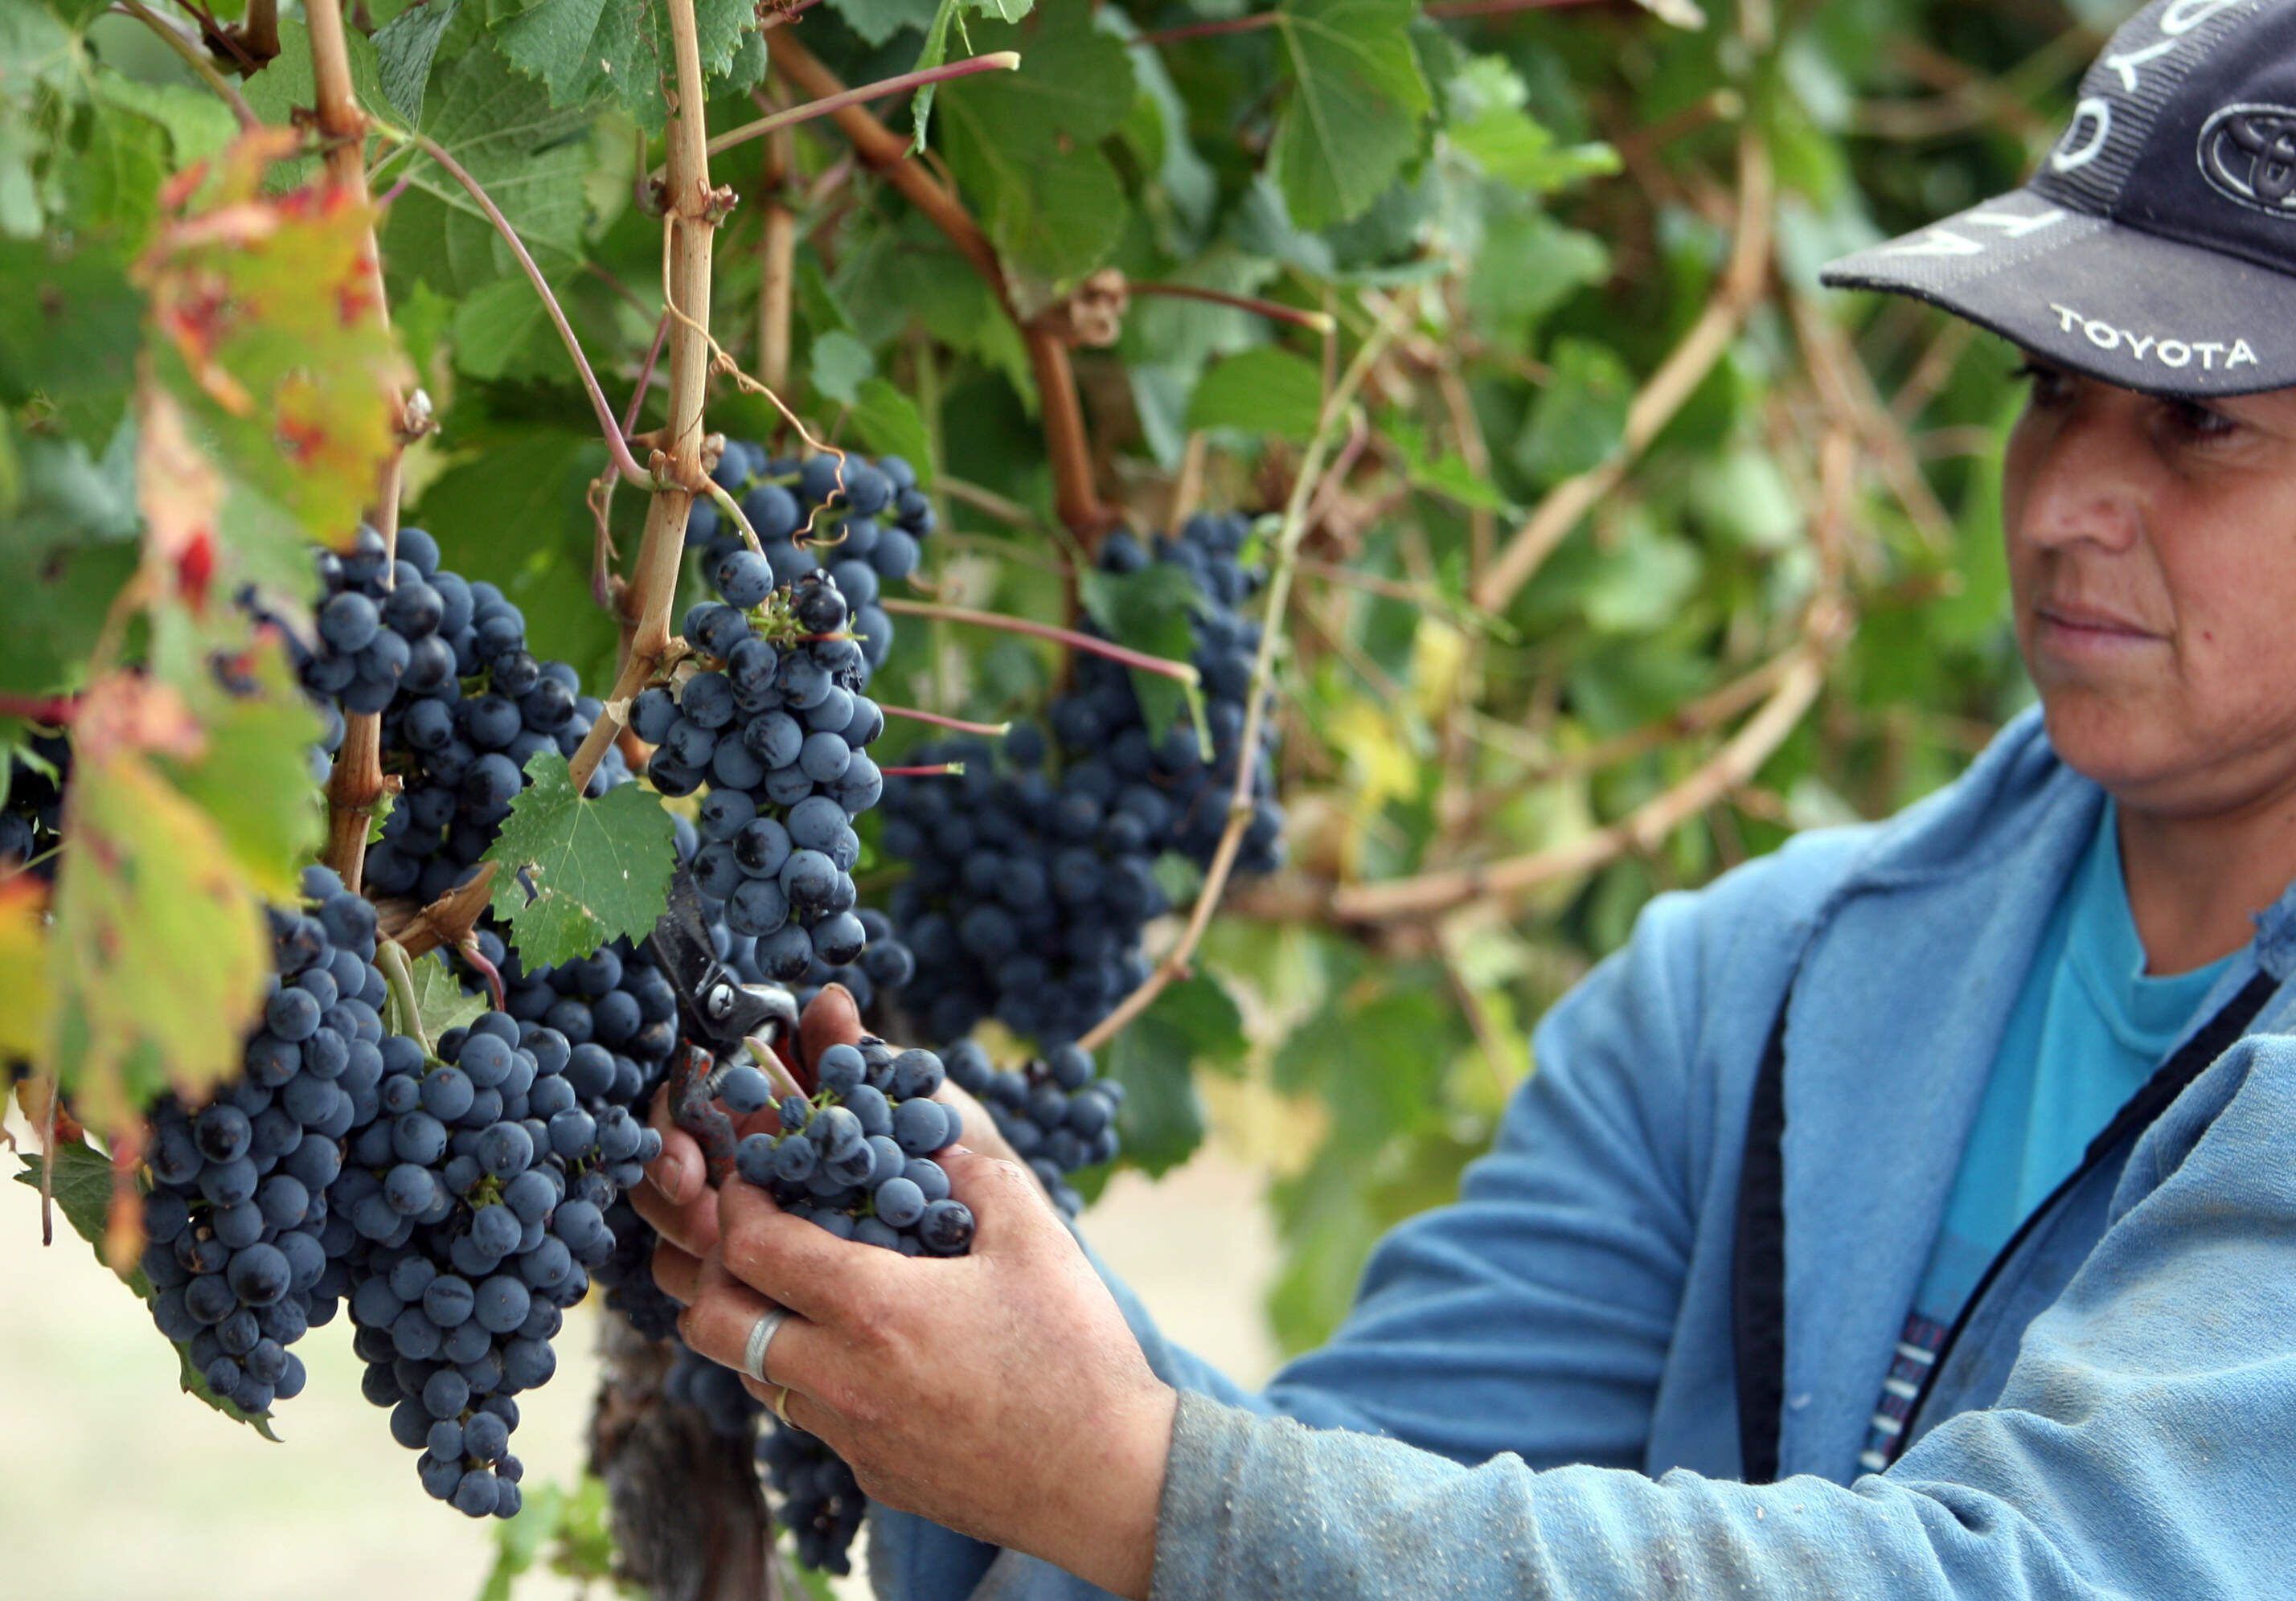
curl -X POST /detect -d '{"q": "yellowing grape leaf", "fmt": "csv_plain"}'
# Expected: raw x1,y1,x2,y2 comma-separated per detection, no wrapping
0,877,50,1061
45,674,269,1136
136,128,409,547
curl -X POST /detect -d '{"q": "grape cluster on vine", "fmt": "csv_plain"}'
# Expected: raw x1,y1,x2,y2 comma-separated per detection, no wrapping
139,866,385,1419
334,1005,665,1516
245,524,630,907
637,567,895,991
691,443,937,674
880,513,1284,1048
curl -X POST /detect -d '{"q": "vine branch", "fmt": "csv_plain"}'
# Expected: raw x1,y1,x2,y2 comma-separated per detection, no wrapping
682,53,1019,171
768,33,1109,540
566,0,722,796
114,1,257,128
306,0,403,896
1079,293,1413,1052
1471,127,1772,614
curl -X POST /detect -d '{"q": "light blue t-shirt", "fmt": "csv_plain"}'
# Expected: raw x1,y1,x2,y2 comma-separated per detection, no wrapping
1914,800,2237,1319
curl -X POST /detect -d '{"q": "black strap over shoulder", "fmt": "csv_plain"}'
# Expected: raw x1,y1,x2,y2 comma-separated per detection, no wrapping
1730,967,2280,1484
1731,985,1794,1484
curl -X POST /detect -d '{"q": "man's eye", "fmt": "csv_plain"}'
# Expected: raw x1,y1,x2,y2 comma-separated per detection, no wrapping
2168,399,2238,440
2009,360,2070,403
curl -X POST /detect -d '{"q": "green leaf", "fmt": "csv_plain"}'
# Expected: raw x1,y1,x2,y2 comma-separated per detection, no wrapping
449,275,559,379
1185,346,1323,442
153,630,324,899
1104,973,1244,1176
13,1148,281,1437
0,236,140,447
383,19,597,297
1511,336,1632,485
494,0,759,129
809,330,876,407
391,950,490,1044
241,17,392,140
375,0,465,123
827,0,940,47
484,751,676,969
850,377,933,482
1466,208,1608,344
0,430,141,696
1442,56,1617,193
1077,563,1202,743
88,69,237,169
1269,0,1432,231
935,5,1135,282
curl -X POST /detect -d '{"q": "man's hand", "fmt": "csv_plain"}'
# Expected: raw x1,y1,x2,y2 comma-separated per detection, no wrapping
677,1144,1174,1601
631,985,1021,1304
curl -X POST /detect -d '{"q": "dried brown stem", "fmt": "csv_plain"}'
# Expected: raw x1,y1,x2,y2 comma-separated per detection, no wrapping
1471,128,1772,614
691,53,1019,170
769,33,1109,540
1130,280,1336,334
877,597,1200,686
756,110,796,399
114,1,257,128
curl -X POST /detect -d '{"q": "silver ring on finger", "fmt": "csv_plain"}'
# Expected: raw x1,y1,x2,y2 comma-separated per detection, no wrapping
744,1306,792,1385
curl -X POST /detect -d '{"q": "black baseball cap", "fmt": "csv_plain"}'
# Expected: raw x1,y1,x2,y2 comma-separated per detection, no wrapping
1820,0,2296,398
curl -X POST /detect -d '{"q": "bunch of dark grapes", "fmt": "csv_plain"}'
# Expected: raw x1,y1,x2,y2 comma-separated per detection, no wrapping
330,1009,664,1517
721,1038,971,1255
691,443,937,674
244,525,629,907
759,1424,867,1574
945,1039,1120,1218
879,513,1281,1048
0,731,69,882
138,866,387,1418
634,571,888,988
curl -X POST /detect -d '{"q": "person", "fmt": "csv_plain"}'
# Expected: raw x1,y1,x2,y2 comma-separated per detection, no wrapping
638,2,2296,1594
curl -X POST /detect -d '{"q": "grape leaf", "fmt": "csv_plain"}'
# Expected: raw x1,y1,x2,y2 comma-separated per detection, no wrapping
830,0,941,47
1185,345,1323,443
935,6,1135,282
1269,0,1432,230
240,17,392,145
484,751,676,969
0,429,141,697
375,0,465,123
0,878,50,1062
136,129,412,548
494,0,759,129
388,950,490,1045
0,235,141,448
45,675,273,1135
88,68,237,169
11,1146,283,1438
1103,973,1244,1177
1077,563,1203,746
383,18,596,297
849,378,933,483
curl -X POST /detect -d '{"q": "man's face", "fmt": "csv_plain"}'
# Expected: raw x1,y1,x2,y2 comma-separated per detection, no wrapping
2002,358,2296,817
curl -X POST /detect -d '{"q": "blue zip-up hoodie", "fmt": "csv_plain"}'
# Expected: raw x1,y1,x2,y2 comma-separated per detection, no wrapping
870,706,2296,1599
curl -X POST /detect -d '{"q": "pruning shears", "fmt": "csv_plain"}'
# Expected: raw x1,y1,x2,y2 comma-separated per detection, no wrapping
650,866,803,1182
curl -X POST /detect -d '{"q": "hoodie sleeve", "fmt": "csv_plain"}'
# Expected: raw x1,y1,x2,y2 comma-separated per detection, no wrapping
870,882,1722,1600
1145,1030,2296,1601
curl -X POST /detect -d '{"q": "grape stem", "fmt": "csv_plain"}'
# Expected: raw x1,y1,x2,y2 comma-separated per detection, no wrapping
375,939,433,1058
1128,281,1336,334
1472,127,1773,612
388,861,498,962
876,598,1202,688
1077,293,1412,1054
880,763,967,778
0,692,77,724
386,129,655,489
590,311,674,613
743,1037,809,1105
675,52,1022,172
767,34,1111,543
877,706,1011,738
1128,0,1613,47
566,0,721,799
111,2,258,129
305,0,406,897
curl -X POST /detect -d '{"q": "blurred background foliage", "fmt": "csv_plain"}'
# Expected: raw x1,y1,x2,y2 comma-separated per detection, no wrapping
6,0,2123,1484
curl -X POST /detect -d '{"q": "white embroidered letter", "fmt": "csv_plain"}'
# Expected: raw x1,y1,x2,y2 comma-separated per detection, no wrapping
2052,98,2113,173
2229,339,2260,369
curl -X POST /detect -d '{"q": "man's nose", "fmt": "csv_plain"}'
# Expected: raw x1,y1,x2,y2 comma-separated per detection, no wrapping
2012,399,2148,555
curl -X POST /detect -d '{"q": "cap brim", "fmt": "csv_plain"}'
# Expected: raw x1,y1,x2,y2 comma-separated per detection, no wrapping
1819,190,2296,399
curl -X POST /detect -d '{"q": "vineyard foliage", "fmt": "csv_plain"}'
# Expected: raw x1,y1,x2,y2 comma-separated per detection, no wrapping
4,0,2109,1374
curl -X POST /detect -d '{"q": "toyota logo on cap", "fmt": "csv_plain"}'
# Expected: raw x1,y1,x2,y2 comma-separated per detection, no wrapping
2198,104,2296,212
